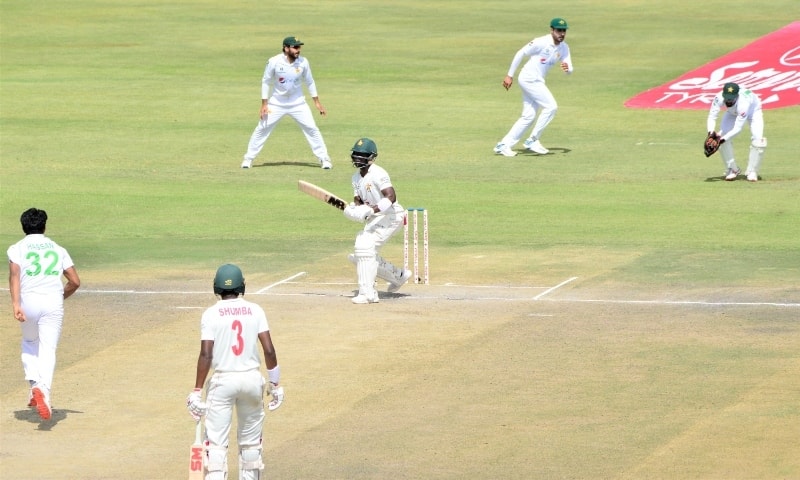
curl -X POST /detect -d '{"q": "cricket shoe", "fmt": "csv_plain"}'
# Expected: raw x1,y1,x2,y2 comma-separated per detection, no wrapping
28,391,37,408
241,158,253,169
352,292,379,304
387,269,412,293
523,138,549,154
493,143,517,157
746,171,758,182
320,158,332,169
31,385,51,420
724,167,741,181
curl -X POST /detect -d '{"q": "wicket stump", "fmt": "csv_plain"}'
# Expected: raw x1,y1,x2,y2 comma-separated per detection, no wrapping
403,208,429,284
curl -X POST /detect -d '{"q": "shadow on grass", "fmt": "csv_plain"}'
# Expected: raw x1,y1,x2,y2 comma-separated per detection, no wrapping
252,161,321,168
704,173,760,182
519,147,572,156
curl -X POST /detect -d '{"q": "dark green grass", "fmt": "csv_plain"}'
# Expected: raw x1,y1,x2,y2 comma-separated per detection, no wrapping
1,2,798,271
2,0,799,287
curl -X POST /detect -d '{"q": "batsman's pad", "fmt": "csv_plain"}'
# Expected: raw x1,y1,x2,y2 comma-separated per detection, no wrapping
704,131,723,157
239,446,265,480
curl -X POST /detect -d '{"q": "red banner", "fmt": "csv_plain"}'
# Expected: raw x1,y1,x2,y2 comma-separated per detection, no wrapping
625,22,800,110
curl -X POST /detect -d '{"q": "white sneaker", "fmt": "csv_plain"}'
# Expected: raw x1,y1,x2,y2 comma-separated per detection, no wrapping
320,158,332,169
31,385,51,420
387,269,412,293
241,158,253,169
493,143,517,157
524,138,549,154
746,171,758,182
724,167,741,181
352,292,379,304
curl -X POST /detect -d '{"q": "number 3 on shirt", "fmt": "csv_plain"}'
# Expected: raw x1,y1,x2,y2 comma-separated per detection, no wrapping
231,320,244,355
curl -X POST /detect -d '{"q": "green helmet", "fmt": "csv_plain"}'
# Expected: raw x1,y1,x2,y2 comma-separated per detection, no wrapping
213,264,246,295
351,137,378,168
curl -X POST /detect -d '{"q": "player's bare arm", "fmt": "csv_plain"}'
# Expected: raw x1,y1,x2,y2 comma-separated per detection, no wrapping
8,261,25,322
312,96,326,116
194,340,214,389
63,266,81,300
372,187,396,213
260,330,283,410
259,331,278,370
259,99,269,120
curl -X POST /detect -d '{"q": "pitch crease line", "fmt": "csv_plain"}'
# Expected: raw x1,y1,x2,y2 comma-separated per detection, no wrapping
534,276,578,300
256,272,307,294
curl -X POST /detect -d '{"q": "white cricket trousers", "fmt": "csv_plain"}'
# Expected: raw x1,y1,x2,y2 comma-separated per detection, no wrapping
243,101,330,162
500,78,558,147
204,369,266,449
19,292,64,391
718,107,764,170
353,207,406,296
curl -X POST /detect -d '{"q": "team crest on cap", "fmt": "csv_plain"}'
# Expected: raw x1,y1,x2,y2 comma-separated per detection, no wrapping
727,86,735,93
557,20,565,26
224,279,233,286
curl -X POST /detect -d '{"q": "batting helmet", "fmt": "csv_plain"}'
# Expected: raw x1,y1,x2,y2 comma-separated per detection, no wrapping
213,264,246,295
351,137,378,168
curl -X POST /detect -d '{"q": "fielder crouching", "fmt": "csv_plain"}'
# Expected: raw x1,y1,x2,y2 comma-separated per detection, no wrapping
187,264,284,480
706,82,766,182
343,138,412,304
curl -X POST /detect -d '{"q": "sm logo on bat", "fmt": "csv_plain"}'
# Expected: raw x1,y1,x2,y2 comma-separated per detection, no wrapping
190,446,203,471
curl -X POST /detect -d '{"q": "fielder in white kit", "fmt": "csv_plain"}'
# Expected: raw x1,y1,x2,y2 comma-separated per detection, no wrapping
494,17,573,157
7,207,81,420
706,82,766,182
241,36,332,169
343,138,412,304
187,264,284,480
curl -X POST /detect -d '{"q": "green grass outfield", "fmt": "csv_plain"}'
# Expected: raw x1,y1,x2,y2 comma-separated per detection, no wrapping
1,0,799,478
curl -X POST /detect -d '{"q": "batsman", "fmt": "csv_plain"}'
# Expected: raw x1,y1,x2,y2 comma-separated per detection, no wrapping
186,264,284,480
343,138,412,304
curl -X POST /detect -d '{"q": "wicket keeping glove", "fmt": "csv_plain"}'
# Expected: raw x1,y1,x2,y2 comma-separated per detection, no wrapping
186,388,207,420
704,131,724,157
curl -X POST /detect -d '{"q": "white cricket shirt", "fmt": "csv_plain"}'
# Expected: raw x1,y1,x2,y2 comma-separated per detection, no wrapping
706,89,763,141
7,234,74,296
201,297,269,372
351,164,402,212
508,34,572,82
262,53,318,107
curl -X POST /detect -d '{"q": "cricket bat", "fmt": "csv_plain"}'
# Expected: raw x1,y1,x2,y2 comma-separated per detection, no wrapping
188,421,204,480
298,180,348,211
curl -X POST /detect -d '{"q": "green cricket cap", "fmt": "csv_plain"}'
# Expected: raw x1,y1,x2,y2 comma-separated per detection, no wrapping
283,36,304,47
722,82,740,100
550,18,568,30
352,137,377,155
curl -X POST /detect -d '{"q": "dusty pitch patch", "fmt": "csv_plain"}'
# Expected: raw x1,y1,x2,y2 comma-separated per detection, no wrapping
1,278,797,479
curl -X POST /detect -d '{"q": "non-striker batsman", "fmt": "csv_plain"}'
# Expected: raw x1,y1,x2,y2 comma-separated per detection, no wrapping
186,264,284,480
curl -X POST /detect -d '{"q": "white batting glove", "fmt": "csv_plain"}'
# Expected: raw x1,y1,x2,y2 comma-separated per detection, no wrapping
186,389,207,420
343,204,374,223
267,382,284,411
